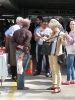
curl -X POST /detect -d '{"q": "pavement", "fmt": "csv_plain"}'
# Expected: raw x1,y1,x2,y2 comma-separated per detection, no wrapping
0,43,75,100
0,67,75,100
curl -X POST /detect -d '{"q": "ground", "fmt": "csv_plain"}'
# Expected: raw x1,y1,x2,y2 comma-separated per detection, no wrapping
0,67,75,100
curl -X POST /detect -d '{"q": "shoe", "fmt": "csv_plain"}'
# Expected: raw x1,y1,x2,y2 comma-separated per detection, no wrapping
17,87,29,90
46,72,51,77
33,72,40,76
62,81,70,85
70,81,75,84
47,87,56,90
12,76,17,82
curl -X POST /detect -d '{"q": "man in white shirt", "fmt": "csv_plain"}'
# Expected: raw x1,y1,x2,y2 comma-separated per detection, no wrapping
5,17,23,81
33,18,52,76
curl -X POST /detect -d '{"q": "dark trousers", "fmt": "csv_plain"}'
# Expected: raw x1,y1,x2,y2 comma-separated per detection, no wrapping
11,66,17,78
36,45,50,73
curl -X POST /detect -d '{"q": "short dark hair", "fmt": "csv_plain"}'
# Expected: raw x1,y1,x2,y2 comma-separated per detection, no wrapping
42,18,48,23
37,16,43,21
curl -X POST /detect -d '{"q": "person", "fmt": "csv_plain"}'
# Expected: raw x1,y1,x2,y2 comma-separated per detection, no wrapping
47,19,66,93
2,20,9,45
12,18,32,90
62,20,75,85
34,17,50,76
58,24,64,32
5,17,23,81
34,16,43,63
33,18,52,76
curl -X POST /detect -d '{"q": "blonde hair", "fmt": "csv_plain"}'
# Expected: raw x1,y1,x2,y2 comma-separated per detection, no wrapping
49,19,60,28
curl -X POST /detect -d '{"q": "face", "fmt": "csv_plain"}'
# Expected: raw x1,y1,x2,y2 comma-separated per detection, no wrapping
69,21,75,31
50,26,58,33
41,22,48,29
18,20,23,27
36,18,41,25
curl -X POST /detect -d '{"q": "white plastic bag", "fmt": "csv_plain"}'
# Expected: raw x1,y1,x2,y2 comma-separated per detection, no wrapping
17,60,23,74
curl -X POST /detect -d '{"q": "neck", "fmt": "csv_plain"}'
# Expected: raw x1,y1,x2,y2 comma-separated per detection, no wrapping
25,27,28,29
17,23,20,27
71,29,75,32
53,28,59,35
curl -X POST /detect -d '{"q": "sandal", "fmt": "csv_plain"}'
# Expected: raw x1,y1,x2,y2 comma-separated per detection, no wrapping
51,88,61,93
46,86,56,90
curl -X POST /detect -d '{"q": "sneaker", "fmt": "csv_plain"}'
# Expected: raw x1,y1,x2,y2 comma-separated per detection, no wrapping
62,81,70,85
46,72,52,77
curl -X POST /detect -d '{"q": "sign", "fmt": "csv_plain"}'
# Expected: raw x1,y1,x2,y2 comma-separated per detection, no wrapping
28,9,75,15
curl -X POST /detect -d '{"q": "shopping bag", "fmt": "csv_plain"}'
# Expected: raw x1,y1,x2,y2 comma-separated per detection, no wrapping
17,60,23,74
25,55,33,74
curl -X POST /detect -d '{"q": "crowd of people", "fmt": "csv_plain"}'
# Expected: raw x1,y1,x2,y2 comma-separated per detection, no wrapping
1,16,75,94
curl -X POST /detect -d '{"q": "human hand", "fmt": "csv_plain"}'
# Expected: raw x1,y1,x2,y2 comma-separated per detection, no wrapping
45,34,49,38
63,34,66,39
18,45,23,50
65,31,68,37
40,34,45,37
65,32,71,39
18,53,24,60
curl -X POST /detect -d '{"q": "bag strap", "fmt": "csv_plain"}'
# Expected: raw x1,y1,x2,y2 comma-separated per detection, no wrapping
54,31,61,55
45,34,61,42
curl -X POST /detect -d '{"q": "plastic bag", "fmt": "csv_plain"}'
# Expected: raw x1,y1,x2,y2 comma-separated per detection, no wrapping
17,60,23,74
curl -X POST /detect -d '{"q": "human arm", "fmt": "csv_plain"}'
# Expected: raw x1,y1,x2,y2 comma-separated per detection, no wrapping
22,31,32,53
60,32,67,46
12,31,24,50
34,33,41,41
65,32,75,44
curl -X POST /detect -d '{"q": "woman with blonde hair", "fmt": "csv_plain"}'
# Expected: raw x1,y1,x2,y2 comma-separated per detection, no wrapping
46,19,66,93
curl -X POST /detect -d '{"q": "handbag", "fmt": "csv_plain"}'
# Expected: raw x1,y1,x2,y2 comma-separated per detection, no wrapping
57,52,67,66
72,42,75,53
41,40,53,55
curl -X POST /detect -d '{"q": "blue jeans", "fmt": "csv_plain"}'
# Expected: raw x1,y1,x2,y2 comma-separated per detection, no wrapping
16,50,30,89
67,54,75,81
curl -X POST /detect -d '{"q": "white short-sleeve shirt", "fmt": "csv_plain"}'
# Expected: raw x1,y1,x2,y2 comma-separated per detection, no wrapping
36,27,52,45
5,24,20,37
